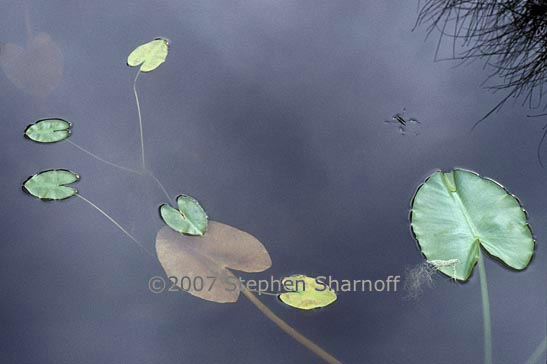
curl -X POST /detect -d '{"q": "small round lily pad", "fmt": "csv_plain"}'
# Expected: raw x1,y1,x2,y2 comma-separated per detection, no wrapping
279,275,337,310
160,194,208,236
24,118,71,143
127,38,169,73
23,169,79,200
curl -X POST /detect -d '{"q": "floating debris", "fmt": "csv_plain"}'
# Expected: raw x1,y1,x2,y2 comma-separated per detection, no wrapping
403,259,461,300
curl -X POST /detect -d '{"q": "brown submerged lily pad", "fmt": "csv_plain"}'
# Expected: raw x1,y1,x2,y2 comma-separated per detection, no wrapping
156,221,272,303
0,32,63,97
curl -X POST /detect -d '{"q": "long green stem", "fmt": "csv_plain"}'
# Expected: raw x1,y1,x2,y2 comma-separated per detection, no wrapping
525,336,547,364
76,194,153,257
133,69,145,170
67,139,142,175
241,287,343,364
477,252,492,364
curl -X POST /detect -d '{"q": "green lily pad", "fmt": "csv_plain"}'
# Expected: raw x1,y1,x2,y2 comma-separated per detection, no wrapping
24,118,71,143
410,169,534,281
160,195,208,236
127,38,169,72
23,169,79,200
279,275,337,310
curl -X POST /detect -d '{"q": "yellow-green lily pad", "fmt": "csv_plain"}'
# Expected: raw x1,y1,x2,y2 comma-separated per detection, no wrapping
279,275,337,310
127,38,169,72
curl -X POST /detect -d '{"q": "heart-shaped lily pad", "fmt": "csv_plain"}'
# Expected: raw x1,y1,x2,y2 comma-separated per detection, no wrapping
127,38,169,72
24,118,71,143
23,169,79,200
410,169,534,281
279,275,337,310
160,195,208,236
156,221,272,303
0,32,63,97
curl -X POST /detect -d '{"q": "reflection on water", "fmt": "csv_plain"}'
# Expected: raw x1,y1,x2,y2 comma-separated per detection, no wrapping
0,3,63,97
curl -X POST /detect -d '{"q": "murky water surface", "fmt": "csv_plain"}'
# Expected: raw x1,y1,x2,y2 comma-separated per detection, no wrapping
0,1,545,363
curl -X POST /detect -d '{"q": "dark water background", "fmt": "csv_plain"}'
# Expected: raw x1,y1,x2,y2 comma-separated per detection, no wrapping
1,1,545,363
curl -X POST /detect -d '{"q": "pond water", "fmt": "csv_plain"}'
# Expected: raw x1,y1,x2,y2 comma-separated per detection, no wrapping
0,1,545,363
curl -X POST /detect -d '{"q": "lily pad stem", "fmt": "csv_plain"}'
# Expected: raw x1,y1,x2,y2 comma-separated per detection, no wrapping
478,251,492,364
146,170,171,203
241,287,343,364
66,139,142,175
66,140,171,202
133,69,145,170
76,194,153,257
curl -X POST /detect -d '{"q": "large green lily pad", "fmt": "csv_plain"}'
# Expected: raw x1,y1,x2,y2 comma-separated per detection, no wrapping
23,169,79,200
410,169,534,281
127,38,169,72
279,275,337,310
160,195,208,236
24,118,71,143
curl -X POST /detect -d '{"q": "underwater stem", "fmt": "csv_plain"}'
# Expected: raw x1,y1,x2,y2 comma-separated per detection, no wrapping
67,140,173,202
241,287,343,364
76,194,153,257
133,69,146,170
525,336,547,364
67,139,142,175
477,252,493,364
147,170,171,202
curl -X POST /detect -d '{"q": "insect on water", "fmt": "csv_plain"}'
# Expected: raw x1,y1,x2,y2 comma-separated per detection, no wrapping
384,108,421,135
